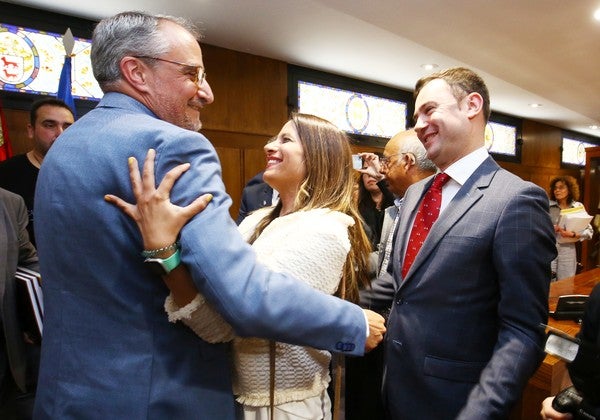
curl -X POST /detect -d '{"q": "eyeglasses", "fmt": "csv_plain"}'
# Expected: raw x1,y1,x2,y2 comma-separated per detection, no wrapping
134,56,206,86
380,153,409,168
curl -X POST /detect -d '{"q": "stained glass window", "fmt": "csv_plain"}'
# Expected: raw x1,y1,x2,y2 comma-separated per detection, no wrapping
562,137,597,166
0,23,102,100
298,81,406,139
485,121,517,156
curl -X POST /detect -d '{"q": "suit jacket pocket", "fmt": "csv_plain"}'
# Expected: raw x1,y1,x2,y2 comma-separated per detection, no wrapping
423,355,486,383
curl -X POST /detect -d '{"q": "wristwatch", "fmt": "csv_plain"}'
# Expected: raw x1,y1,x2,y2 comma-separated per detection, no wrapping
144,249,181,276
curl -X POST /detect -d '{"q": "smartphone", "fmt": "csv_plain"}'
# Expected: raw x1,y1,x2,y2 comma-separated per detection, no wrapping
352,154,363,170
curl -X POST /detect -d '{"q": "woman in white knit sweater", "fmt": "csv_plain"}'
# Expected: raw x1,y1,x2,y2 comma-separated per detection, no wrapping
107,113,372,419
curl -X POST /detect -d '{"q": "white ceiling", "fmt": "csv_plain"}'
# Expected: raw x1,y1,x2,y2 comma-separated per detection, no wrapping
9,0,600,139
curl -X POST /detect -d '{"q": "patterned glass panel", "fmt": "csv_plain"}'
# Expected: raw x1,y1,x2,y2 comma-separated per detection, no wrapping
485,121,516,156
0,23,102,100
562,137,596,166
298,81,406,138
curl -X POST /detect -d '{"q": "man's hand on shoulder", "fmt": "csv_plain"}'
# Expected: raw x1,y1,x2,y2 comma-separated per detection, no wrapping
364,309,386,352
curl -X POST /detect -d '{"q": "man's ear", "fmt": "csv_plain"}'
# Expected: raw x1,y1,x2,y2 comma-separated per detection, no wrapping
26,123,34,139
402,153,415,172
465,92,484,120
120,56,151,92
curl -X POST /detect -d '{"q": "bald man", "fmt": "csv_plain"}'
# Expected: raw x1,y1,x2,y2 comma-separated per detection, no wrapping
359,129,436,313
346,130,435,420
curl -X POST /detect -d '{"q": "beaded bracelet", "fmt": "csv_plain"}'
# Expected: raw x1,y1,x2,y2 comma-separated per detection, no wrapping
141,241,180,258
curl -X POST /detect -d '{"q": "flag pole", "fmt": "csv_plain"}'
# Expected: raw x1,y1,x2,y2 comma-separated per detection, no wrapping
57,28,76,117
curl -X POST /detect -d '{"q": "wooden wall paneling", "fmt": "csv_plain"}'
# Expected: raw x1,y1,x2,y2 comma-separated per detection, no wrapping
350,143,384,155
581,147,600,271
243,148,268,184
498,161,580,194
498,120,581,191
203,128,270,179
199,44,288,211
213,146,243,220
205,129,273,218
201,44,288,136
3,108,31,155
521,120,562,169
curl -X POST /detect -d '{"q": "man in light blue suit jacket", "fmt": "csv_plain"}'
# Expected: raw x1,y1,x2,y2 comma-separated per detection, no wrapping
383,68,557,419
33,12,383,419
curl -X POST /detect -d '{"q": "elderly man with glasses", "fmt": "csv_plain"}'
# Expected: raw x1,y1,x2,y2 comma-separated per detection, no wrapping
345,129,435,420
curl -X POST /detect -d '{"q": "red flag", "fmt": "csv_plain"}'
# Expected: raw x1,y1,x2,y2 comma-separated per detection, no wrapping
0,98,13,161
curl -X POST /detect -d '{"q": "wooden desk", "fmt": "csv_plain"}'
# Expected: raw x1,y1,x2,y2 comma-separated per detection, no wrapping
510,268,600,419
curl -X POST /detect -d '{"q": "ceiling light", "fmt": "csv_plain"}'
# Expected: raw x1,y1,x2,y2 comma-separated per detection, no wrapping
420,63,439,71
594,8,600,21
529,103,543,108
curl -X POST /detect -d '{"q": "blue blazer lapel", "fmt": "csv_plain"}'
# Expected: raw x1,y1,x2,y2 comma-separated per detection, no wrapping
397,157,500,287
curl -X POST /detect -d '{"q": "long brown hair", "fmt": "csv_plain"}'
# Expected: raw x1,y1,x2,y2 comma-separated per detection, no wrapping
248,113,371,303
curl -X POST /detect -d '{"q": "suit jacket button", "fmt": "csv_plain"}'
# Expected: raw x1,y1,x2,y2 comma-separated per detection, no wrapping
336,342,355,352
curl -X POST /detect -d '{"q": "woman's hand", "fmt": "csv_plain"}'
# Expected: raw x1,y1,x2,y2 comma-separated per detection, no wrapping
105,149,212,251
556,226,578,239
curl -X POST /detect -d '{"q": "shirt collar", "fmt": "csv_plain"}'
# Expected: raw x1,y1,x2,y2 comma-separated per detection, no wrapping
443,147,489,186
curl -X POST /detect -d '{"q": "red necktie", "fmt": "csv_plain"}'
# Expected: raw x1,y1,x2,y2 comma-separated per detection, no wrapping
401,173,451,278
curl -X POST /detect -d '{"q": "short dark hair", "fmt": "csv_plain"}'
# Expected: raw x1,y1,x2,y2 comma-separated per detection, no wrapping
414,67,491,123
30,98,74,125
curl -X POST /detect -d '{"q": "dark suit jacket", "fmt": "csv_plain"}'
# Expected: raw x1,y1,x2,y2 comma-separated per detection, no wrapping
360,203,399,314
0,188,38,393
236,174,273,224
384,157,557,419
33,92,367,419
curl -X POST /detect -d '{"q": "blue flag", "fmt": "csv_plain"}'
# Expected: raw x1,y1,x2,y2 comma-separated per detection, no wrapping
57,55,76,118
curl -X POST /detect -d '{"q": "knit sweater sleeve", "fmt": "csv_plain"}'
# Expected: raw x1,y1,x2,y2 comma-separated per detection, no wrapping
163,208,352,343
160,209,272,342
164,293,235,343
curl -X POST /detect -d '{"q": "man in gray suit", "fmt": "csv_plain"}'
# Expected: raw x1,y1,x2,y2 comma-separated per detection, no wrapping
383,67,557,419
33,12,384,419
0,188,38,420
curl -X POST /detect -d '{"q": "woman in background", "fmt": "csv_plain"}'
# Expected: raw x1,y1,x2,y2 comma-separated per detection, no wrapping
356,155,394,248
106,113,373,419
548,176,593,280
